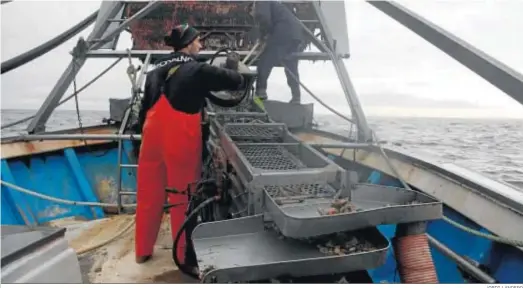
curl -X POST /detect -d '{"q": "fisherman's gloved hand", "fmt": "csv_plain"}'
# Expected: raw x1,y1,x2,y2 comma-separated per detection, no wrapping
224,52,240,71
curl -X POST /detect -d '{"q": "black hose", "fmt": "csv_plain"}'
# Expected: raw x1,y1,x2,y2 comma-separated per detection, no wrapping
209,48,233,65
172,195,220,279
1,9,99,74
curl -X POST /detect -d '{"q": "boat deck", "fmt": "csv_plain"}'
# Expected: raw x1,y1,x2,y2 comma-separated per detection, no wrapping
49,214,197,284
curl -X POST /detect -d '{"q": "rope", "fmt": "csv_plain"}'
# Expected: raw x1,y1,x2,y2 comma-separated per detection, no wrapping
71,57,87,144
1,58,122,130
68,55,111,158
0,180,136,208
281,64,355,125
75,215,136,256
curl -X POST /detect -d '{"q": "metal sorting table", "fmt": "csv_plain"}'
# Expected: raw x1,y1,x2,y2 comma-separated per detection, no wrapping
263,182,443,239
218,124,342,183
201,98,443,281
192,215,390,283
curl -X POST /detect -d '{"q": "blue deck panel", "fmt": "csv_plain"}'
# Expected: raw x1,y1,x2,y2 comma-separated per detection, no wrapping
64,148,105,219
1,160,37,225
0,145,142,224
75,141,137,204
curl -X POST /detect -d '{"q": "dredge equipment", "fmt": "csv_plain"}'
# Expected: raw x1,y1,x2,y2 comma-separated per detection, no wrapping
172,50,444,283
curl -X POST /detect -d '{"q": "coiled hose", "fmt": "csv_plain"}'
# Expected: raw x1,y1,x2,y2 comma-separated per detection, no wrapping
172,195,221,280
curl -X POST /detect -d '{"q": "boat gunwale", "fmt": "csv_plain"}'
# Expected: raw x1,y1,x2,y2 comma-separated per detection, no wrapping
292,128,523,213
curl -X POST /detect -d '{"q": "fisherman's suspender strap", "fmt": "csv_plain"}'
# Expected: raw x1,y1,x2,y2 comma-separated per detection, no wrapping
160,65,180,94
166,65,181,82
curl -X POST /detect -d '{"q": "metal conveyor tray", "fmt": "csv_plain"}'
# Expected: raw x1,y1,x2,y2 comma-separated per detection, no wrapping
223,123,287,143
264,183,443,238
212,112,270,126
192,215,389,283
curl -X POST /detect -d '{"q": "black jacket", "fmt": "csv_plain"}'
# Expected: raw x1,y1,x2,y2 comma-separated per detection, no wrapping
254,1,303,42
136,52,245,133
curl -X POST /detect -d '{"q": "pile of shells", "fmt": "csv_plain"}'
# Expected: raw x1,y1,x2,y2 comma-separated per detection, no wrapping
264,222,375,256
318,198,362,216
314,232,375,256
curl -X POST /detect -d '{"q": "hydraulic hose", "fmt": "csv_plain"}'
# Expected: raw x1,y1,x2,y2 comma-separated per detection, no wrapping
1,9,99,74
172,195,221,280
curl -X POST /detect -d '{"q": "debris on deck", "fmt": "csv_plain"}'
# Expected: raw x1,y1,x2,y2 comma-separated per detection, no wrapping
49,214,197,283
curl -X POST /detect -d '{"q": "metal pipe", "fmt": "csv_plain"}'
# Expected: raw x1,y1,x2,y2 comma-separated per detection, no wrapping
310,143,372,149
2,134,141,143
118,53,151,135
368,1,523,107
115,139,124,212
427,235,497,283
86,50,337,61
306,3,372,142
1,10,99,74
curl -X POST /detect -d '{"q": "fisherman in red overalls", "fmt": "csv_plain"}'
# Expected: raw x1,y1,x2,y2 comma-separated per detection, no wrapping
134,24,248,265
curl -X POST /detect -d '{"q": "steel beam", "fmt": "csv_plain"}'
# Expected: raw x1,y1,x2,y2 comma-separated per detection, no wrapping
427,235,497,283
26,1,124,134
86,50,341,62
368,1,523,106
3,134,141,142
26,1,161,134
311,2,373,142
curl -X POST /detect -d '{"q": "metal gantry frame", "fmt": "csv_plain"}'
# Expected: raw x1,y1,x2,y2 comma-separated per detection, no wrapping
11,0,523,137
24,0,372,138
8,0,523,212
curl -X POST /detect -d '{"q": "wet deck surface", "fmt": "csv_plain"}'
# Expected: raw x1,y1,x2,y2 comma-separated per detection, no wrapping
49,214,198,284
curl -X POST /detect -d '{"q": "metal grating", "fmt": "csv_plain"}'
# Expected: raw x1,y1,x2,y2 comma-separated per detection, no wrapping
237,145,304,170
264,183,337,198
216,115,270,125
224,125,283,143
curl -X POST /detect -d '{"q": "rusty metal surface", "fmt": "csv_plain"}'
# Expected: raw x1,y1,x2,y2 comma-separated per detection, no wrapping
124,1,318,51
1,125,118,159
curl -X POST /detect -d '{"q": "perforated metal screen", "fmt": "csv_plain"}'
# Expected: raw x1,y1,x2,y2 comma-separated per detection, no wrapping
225,125,283,143
237,145,305,170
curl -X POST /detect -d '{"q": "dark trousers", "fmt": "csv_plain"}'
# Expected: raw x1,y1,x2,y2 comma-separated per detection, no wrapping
256,37,305,100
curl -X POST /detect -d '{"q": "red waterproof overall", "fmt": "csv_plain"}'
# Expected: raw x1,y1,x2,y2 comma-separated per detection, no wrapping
135,94,202,264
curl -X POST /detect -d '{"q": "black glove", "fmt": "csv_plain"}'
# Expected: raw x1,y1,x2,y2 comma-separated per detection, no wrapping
224,52,240,71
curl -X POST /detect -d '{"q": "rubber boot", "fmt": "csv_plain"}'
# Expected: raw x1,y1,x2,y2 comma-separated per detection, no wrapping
255,89,268,101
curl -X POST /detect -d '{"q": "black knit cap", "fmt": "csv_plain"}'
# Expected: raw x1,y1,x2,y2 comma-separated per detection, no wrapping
164,24,200,50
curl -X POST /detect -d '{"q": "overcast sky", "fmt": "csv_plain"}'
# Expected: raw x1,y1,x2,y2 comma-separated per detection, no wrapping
1,0,523,118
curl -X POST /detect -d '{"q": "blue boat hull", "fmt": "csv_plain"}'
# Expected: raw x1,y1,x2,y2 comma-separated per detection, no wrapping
1,140,137,225
1,134,522,284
